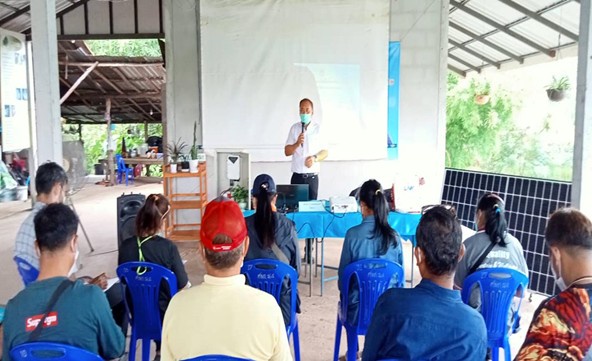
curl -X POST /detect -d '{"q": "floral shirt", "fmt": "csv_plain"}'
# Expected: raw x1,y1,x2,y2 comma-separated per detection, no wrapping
516,284,592,360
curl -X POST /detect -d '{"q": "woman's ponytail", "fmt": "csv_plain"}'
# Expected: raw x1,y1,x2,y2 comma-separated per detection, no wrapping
359,180,399,254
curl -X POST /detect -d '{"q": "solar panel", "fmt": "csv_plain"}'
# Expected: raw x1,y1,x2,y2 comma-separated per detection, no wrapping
442,169,571,295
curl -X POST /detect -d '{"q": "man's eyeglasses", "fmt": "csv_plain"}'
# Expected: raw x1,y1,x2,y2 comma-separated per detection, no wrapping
421,204,457,216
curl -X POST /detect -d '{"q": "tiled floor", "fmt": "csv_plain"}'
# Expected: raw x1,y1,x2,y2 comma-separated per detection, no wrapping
0,180,546,360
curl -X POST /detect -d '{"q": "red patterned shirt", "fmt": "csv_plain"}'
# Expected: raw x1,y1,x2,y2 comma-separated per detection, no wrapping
516,284,592,360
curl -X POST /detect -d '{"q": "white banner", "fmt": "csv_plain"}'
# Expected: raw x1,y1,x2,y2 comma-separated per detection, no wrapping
201,0,389,161
0,28,30,152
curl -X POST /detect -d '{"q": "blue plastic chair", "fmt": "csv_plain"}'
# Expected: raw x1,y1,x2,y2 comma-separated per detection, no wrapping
461,268,528,361
14,256,39,286
333,259,405,361
182,355,254,361
117,262,178,361
10,342,102,360
241,259,300,361
115,154,134,186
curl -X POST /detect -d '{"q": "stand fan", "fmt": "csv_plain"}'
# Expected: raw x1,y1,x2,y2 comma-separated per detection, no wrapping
63,140,94,252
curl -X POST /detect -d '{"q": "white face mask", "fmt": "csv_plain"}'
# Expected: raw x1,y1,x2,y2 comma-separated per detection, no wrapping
68,249,79,277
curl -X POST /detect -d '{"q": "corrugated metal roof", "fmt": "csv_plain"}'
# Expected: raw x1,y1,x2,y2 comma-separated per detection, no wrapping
58,40,164,124
0,0,74,33
449,0,580,75
0,0,580,77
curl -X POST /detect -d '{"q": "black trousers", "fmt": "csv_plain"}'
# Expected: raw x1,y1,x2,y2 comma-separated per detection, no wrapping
290,173,319,200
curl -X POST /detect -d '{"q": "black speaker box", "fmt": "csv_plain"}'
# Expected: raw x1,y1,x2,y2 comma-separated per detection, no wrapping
117,193,146,249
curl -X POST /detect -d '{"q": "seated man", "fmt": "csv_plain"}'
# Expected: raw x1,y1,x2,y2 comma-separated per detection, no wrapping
2,204,125,360
12,162,124,329
14,162,68,271
516,208,592,360
362,206,487,361
161,197,291,361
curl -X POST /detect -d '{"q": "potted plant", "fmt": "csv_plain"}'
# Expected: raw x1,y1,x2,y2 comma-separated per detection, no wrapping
232,184,248,210
474,83,491,105
189,121,199,173
546,76,570,102
166,138,187,174
180,154,190,172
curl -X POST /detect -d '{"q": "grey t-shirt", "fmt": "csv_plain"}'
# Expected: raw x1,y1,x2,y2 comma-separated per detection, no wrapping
455,231,528,308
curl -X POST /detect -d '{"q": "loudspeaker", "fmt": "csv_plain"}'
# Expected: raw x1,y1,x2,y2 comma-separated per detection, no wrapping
117,193,146,249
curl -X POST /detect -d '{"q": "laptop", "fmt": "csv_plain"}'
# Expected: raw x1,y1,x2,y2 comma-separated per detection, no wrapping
276,184,309,213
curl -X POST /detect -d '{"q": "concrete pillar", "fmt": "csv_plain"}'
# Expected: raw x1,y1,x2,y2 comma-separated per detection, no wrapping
572,0,592,216
163,0,202,146
30,0,62,164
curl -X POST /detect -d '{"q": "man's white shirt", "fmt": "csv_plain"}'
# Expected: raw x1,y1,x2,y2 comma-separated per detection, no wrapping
285,121,324,174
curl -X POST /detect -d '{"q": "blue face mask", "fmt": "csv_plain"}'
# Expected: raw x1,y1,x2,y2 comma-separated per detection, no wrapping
300,114,311,125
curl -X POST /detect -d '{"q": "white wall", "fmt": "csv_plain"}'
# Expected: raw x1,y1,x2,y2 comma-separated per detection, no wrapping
165,0,450,202
247,0,450,202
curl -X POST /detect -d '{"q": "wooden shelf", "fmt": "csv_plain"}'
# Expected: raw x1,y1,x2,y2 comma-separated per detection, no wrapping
163,162,207,243
170,200,203,209
163,163,206,178
168,229,200,242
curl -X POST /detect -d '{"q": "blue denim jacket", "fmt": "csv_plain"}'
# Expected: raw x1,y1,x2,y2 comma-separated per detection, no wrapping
338,216,403,325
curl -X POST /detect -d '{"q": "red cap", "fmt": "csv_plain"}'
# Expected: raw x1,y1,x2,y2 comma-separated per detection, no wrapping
200,197,247,252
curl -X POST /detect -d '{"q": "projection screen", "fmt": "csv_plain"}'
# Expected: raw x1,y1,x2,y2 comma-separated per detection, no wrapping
201,0,390,161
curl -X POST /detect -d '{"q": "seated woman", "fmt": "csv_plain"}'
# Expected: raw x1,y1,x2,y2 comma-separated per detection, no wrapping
244,174,301,326
454,193,528,313
118,193,190,359
338,179,403,325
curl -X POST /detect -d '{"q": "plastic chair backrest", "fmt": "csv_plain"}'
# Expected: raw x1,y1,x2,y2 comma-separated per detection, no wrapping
182,355,254,361
461,267,528,342
341,259,404,333
10,342,103,361
116,154,126,170
241,259,298,330
14,256,39,286
116,262,178,341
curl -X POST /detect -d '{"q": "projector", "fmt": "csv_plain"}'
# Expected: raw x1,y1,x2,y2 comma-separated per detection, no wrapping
298,200,326,212
330,196,358,213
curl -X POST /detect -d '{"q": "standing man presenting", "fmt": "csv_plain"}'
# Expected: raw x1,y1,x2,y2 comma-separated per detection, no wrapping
284,98,328,201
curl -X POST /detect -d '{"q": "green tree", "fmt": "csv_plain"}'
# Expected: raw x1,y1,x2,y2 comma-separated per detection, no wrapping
85,39,161,57
62,123,163,174
445,73,572,181
446,74,516,170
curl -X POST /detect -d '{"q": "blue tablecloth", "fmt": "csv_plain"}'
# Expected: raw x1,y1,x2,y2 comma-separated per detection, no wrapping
243,210,421,245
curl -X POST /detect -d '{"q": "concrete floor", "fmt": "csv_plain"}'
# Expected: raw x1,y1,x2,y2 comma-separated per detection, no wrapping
0,180,546,360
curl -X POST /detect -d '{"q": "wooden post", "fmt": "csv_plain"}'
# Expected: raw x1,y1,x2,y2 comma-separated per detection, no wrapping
105,98,115,186
77,123,82,141
144,121,148,142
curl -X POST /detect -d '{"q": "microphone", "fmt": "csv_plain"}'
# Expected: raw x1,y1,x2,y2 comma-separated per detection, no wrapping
301,122,305,148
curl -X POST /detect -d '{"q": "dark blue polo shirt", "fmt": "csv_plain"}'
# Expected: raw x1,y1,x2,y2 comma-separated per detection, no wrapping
362,279,487,361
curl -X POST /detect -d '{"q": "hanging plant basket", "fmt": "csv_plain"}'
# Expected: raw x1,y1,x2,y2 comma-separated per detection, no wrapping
546,89,566,102
546,76,569,102
474,94,490,105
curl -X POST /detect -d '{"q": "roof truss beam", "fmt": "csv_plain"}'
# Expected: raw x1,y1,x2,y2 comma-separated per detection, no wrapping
450,0,555,57
449,53,481,73
496,0,578,41
449,21,525,63
0,4,29,26
66,93,161,101
448,64,467,77
449,39,501,68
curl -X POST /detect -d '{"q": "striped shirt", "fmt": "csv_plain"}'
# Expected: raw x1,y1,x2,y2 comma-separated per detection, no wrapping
14,201,46,270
